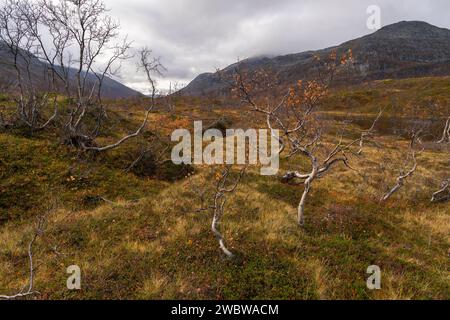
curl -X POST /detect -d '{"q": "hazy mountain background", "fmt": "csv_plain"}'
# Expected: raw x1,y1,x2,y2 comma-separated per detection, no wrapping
0,43,142,99
181,21,450,96
2,21,450,99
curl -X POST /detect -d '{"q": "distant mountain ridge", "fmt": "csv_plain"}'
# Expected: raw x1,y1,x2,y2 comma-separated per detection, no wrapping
181,21,450,96
0,42,142,99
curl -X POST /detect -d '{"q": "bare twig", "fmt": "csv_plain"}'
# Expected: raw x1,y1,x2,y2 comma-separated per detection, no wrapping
0,0,58,133
381,132,422,202
211,165,247,257
225,50,373,226
0,214,47,300
81,48,164,152
357,108,384,155
437,117,450,144
431,178,450,203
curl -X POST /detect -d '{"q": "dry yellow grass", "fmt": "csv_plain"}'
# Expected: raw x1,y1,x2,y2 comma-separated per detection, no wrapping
0,83,449,299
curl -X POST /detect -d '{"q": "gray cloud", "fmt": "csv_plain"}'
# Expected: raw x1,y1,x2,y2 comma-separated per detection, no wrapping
105,0,450,92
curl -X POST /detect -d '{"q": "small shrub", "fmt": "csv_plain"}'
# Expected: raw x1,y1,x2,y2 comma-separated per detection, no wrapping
155,161,195,182
129,152,158,178
205,116,233,134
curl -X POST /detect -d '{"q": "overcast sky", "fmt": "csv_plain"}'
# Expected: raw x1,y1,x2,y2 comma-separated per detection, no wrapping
104,0,450,93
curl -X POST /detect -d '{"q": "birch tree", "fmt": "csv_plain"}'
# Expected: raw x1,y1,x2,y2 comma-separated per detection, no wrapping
1,0,164,151
0,0,57,132
226,50,383,226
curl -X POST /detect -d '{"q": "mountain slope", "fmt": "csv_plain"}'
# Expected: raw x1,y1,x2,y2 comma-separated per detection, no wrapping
181,21,450,96
0,43,141,99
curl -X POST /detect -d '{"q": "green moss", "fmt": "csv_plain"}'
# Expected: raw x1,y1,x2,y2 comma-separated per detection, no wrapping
0,81,448,299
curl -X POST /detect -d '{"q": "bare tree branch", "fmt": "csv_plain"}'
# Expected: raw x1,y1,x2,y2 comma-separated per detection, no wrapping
437,117,450,144
381,131,422,202
0,214,47,300
0,0,58,133
431,178,450,203
224,50,378,226
80,48,164,152
211,165,247,258
357,107,384,155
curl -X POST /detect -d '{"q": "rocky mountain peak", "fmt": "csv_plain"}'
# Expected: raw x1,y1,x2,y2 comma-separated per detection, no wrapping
181,21,450,97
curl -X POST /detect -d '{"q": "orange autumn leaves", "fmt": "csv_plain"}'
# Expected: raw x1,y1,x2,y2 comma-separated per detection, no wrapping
313,48,353,67
229,49,354,114
287,80,327,108
231,68,273,97
287,49,354,108
340,49,353,65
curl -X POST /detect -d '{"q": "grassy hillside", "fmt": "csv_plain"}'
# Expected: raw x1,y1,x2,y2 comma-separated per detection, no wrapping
0,77,449,300
324,76,450,116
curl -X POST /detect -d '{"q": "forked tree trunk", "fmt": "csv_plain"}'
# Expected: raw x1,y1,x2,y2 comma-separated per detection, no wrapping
298,162,318,226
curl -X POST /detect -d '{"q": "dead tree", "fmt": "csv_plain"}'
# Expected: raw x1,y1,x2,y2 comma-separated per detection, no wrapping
431,178,450,203
0,214,47,300
381,132,422,202
0,0,57,133
79,48,164,152
211,165,246,258
226,50,381,226
186,166,246,257
437,117,450,144
164,81,183,112
5,0,161,151
357,108,384,155
0,79,17,128
35,0,131,147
